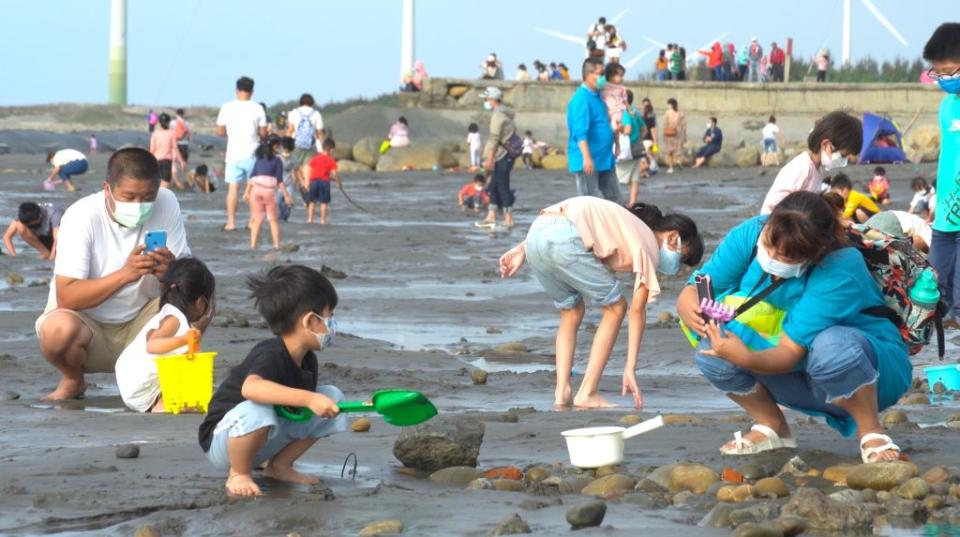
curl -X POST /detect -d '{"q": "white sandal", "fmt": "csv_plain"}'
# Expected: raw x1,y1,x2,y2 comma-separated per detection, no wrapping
720,424,798,455
859,432,901,463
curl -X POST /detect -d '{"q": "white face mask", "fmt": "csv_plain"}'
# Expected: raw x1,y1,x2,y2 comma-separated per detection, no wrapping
756,239,807,279
306,313,336,351
107,186,154,228
483,101,493,111
706,123,713,129
820,144,848,171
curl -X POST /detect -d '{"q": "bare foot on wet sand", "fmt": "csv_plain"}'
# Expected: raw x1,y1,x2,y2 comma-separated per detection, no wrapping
553,385,572,410
225,473,262,496
41,379,86,401
264,463,320,485
572,393,617,409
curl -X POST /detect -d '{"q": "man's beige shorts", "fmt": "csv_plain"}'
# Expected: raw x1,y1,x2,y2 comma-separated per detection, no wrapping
35,298,161,373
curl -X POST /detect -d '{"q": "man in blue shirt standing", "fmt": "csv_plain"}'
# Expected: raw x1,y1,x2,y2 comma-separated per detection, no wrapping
567,57,619,202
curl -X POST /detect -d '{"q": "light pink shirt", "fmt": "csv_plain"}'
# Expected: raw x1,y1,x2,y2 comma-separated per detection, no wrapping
150,129,179,161
760,151,824,215
543,196,661,298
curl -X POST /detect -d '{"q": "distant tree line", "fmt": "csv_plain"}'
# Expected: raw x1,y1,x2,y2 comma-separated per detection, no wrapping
789,56,926,83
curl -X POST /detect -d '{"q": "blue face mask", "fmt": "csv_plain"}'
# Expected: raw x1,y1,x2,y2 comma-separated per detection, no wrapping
596,75,607,91
938,76,960,94
657,236,682,275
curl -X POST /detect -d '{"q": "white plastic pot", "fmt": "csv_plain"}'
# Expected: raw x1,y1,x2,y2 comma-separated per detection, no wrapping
561,415,665,468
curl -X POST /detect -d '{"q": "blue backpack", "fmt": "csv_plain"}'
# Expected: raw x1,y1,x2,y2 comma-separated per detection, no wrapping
293,111,315,149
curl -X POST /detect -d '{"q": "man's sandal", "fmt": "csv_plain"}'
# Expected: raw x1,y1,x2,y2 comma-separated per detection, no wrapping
720,424,798,455
859,432,901,463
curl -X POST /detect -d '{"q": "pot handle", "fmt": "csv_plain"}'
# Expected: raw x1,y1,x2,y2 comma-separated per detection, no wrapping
622,415,665,440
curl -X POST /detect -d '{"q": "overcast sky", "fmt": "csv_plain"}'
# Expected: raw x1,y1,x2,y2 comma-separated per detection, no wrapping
1,0,950,107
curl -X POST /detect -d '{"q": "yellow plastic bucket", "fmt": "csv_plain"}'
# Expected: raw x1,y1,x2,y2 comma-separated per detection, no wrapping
154,352,217,414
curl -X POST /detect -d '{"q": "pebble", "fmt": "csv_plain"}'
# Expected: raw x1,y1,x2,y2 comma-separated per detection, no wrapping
901,393,930,405
668,463,719,494
594,465,623,478
781,487,873,532
351,418,371,432
492,341,527,354
486,513,530,536
467,478,494,490
877,490,892,502
5,272,23,285
828,489,863,504
662,414,705,425
886,497,926,522
738,463,771,481
881,409,909,427
923,466,953,484
0,390,20,401
777,456,809,477
924,495,944,512
656,311,675,324
115,444,140,459
729,501,781,526
134,525,161,537
491,479,524,492
822,464,856,485
933,381,948,394
618,414,642,425
485,467,522,481
581,474,635,498
769,516,808,537
948,413,960,424
359,519,404,536
896,477,929,500
753,477,789,498
485,326,502,334
471,369,488,385
539,475,592,495
565,500,607,529
278,243,300,253
524,466,550,484
699,503,736,528
732,522,784,537
429,466,482,487
846,461,918,491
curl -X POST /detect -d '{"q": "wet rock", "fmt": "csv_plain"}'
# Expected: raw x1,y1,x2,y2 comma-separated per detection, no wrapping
622,491,669,509
524,466,551,484
732,522,783,537
485,326,502,334
670,490,701,508
882,409,909,427
279,243,300,253
320,265,347,279
948,413,960,424
922,465,954,484
519,497,561,510
846,461,918,491
0,390,20,401
731,485,755,502
781,487,873,532
491,479,524,492
717,485,738,502
669,463,719,494
729,501,781,526
351,418,371,432
700,502,737,528
860,489,878,502
565,500,606,529
662,414,705,425
539,475,592,495
934,381,948,395
359,519,404,536
886,497,927,523
923,495,944,512
738,463,771,481
429,466,482,487
134,525,161,537
828,489,863,504
643,463,676,491
115,444,140,459
877,490,892,502
493,341,527,354
822,464,856,485
618,414,642,425
486,513,530,536
393,416,484,471
594,465,623,478
777,457,809,478
5,272,23,285
753,477,789,499
581,474,635,498
485,467,522,481
467,478,494,491
896,477,929,500
901,393,930,405
471,369,488,385
769,516,807,537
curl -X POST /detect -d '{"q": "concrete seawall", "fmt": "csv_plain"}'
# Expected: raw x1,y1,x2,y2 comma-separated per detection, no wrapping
402,78,943,117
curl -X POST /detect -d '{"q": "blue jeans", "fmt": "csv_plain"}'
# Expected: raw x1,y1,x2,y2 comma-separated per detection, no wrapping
575,169,620,202
763,139,777,153
205,385,348,471
929,229,960,318
525,216,621,310
59,159,88,180
488,157,514,211
695,326,879,436
748,61,761,82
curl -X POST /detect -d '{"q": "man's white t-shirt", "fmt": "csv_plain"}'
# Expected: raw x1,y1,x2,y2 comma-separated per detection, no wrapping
288,106,324,135
216,99,267,163
761,123,780,141
892,210,933,247
49,188,191,323
760,151,824,215
52,149,87,167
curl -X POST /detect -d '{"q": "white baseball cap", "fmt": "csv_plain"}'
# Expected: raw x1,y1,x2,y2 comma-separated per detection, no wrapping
480,87,503,101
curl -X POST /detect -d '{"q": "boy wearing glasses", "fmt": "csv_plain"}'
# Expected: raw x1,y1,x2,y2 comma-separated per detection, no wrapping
923,23,960,329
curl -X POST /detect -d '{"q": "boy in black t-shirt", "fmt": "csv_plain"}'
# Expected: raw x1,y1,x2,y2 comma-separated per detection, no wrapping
198,265,346,496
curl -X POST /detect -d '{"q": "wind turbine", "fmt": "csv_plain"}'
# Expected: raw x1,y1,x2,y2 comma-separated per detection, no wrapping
400,0,415,80
841,0,908,66
534,8,629,48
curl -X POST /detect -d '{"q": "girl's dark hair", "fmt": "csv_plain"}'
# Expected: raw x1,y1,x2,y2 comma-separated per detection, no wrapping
629,203,703,266
911,176,930,192
659,49,665,58
604,62,625,79
161,257,215,320
873,166,886,176
807,111,862,154
468,123,479,133
398,116,408,125
768,115,776,123
765,191,844,264
922,23,960,62
518,63,527,70
255,141,275,160
158,113,171,129
667,98,678,110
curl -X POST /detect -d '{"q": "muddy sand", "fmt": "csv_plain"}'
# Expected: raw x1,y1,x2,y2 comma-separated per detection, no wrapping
0,152,957,537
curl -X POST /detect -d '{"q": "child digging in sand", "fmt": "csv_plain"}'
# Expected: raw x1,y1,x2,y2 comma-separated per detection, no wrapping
198,265,346,496
115,257,216,412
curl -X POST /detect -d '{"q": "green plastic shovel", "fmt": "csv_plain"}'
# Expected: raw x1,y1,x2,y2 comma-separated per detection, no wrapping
275,389,438,426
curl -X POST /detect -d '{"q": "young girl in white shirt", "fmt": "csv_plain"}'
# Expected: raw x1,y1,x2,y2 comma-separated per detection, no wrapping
466,123,482,171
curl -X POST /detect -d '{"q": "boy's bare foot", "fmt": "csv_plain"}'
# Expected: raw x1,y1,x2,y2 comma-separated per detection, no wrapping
554,385,572,410
572,393,616,409
264,463,320,485
41,378,86,401
225,473,262,496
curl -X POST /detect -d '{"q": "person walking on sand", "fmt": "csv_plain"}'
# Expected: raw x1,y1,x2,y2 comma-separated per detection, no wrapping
286,93,325,182
216,76,267,231
243,141,294,250
567,57,619,201
150,113,186,189
761,115,781,169
478,87,517,228
174,108,192,165
499,196,703,409
662,98,686,174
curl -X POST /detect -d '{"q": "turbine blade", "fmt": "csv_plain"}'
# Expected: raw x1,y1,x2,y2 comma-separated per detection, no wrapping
535,28,586,45
859,0,909,46
643,36,668,48
610,8,629,25
624,45,658,69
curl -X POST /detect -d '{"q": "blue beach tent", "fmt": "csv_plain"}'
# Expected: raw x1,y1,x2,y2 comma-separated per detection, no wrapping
859,113,906,164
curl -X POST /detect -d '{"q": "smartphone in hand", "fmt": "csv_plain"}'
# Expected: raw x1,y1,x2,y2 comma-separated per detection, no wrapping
144,230,167,253
695,274,714,323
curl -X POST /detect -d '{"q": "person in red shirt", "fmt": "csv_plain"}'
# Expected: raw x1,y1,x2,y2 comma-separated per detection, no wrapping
305,138,341,225
458,174,490,213
769,42,786,82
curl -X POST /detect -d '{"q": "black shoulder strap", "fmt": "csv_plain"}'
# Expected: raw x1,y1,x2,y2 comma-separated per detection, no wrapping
733,277,789,319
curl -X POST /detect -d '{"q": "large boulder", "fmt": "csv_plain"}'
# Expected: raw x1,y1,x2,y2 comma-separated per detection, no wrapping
540,154,568,170
904,125,940,163
376,144,459,172
331,143,353,162
393,415,485,471
353,136,383,168
736,146,760,167
710,148,737,168
337,159,372,173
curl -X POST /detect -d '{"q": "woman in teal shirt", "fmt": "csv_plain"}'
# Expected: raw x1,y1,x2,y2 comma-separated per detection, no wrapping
677,192,910,463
